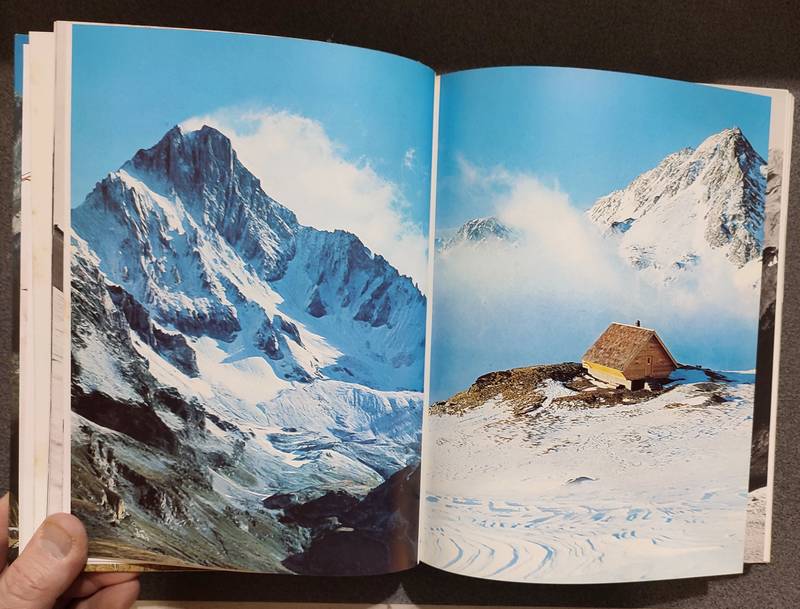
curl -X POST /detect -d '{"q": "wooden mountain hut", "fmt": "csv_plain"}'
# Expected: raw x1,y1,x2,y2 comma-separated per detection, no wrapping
581,322,678,390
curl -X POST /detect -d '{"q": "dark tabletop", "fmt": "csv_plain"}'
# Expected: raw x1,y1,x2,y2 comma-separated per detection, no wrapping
1,1,798,607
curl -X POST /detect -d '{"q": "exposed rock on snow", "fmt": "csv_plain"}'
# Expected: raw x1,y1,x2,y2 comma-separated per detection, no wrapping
106,284,199,377
430,363,584,417
283,464,420,575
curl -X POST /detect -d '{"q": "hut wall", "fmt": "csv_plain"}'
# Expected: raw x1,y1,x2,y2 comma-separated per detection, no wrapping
624,336,675,379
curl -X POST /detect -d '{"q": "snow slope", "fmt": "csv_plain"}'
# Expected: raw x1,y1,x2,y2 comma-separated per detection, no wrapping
422,367,754,583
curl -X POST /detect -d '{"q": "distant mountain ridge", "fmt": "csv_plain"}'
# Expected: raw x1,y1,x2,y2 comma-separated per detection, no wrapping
437,216,518,252
586,127,766,279
442,128,767,286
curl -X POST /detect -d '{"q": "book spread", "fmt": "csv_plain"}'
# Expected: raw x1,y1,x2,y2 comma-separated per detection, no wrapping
9,22,795,584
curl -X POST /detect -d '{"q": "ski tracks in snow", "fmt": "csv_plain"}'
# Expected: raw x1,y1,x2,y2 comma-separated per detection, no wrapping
422,379,753,582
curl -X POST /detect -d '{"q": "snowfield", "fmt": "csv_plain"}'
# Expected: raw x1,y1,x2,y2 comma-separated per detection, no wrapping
421,373,754,583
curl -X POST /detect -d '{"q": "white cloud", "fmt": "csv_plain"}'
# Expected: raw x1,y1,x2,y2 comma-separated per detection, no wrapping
403,147,416,170
456,156,514,192
181,108,428,291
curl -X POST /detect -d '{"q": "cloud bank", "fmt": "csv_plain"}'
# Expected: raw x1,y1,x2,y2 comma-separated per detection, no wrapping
430,162,761,401
182,108,428,291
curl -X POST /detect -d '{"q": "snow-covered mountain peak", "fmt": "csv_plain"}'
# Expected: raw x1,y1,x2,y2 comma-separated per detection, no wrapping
438,216,518,252
72,125,426,393
123,124,298,238
587,127,766,277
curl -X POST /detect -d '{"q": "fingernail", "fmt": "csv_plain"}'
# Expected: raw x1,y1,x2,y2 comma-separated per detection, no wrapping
38,521,74,560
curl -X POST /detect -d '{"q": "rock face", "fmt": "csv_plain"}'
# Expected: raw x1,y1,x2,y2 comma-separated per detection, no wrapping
282,464,421,575
280,491,361,528
124,125,298,281
71,235,295,570
106,284,199,376
431,363,585,417
70,125,425,571
587,128,766,276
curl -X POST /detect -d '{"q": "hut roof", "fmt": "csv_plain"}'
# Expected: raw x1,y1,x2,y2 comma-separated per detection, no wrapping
582,323,678,371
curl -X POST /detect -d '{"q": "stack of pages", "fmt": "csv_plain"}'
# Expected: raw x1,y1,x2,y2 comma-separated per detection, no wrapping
10,22,794,583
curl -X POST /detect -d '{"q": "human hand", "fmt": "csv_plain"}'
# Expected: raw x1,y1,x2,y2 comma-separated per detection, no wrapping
1,494,140,608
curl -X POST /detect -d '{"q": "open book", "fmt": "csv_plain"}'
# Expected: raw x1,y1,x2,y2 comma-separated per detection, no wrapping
11,22,794,584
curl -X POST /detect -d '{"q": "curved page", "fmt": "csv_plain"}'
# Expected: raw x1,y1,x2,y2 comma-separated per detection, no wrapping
65,23,433,574
421,66,775,583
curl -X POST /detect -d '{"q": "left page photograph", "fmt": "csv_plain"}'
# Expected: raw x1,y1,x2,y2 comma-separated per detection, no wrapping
60,23,434,573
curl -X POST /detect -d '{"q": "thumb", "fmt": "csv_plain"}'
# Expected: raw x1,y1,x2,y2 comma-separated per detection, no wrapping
0,513,88,608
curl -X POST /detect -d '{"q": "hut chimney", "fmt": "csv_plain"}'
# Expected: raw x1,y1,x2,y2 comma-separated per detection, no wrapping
636,320,641,327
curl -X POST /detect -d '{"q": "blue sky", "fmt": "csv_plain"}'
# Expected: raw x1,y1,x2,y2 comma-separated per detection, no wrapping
70,25,434,233
436,66,771,228
14,34,27,95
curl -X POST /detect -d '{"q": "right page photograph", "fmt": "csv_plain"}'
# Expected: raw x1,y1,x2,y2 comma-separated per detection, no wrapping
421,67,776,583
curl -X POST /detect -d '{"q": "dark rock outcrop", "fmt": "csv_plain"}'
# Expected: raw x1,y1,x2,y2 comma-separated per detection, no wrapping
274,315,302,345
431,363,584,416
152,327,200,377
306,286,327,318
283,464,420,575
254,316,283,360
72,386,179,455
106,284,200,376
262,493,298,510
169,304,241,343
280,491,360,528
